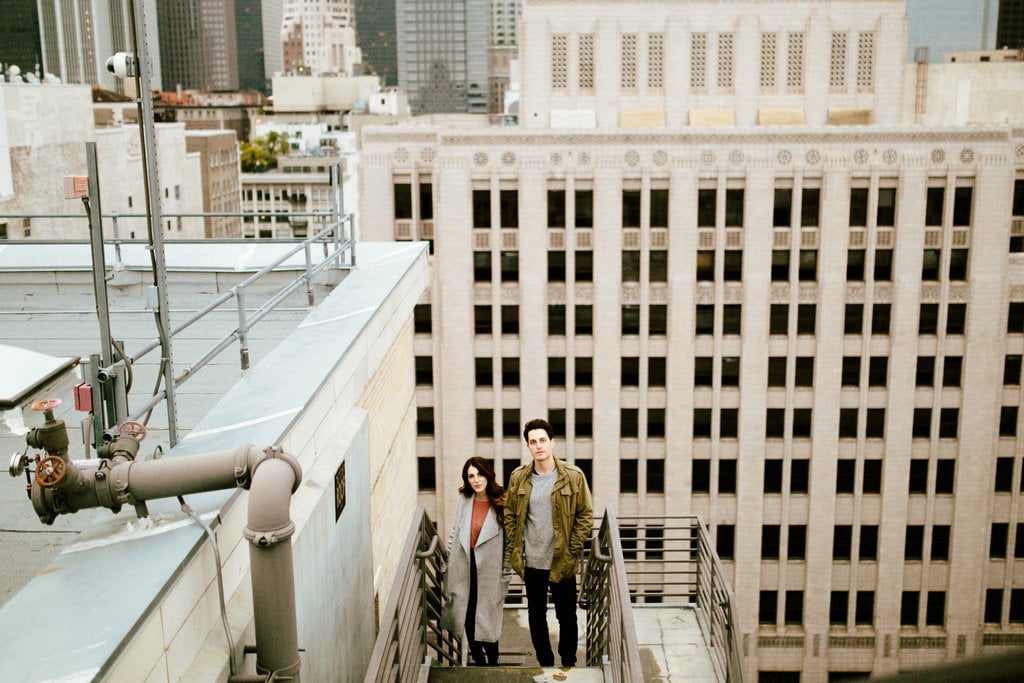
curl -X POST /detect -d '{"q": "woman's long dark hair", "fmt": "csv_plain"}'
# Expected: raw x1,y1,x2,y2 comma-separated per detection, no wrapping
459,456,506,525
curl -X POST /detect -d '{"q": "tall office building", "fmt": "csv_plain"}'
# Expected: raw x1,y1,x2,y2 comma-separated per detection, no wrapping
360,0,1024,679
487,0,520,114
236,0,267,92
281,0,361,76
395,0,488,114
355,0,397,86
0,1,44,77
998,0,1024,49
158,0,239,90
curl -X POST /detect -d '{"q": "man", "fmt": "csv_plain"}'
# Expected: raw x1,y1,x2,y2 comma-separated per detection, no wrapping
505,417,593,668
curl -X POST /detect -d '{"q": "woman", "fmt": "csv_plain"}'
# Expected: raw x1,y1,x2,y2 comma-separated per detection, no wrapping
442,457,510,666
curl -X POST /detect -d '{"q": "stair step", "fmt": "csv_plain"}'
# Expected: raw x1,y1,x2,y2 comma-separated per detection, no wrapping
427,666,605,682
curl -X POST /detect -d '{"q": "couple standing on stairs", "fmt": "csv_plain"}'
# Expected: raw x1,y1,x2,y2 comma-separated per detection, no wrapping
442,418,594,668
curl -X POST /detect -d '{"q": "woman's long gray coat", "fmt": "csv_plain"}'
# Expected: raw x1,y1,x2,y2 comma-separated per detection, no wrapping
443,495,509,642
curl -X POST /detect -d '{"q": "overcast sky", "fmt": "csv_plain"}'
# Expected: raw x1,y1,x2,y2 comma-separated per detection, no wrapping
905,0,999,61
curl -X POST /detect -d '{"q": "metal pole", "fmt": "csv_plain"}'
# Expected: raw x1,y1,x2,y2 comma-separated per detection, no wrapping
85,142,114,369
126,0,179,445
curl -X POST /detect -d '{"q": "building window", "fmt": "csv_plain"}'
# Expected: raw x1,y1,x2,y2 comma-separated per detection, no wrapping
476,409,493,439
503,409,520,438
621,357,640,386
620,458,638,492
796,304,816,335
922,249,941,281
764,459,783,493
575,305,593,335
696,304,715,335
874,249,893,281
772,250,790,281
802,188,820,226
789,525,807,560
953,187,973,226
786,32,804,91
722,304,741,335
499,190,518,228
762,525,781,560
920,303,939,335
548,189,566,227
694,409,712,438
932,526,950,560
622,250,641,282
551,34,568,89
502,357,520,387
575,189,594,228
648,409,666,438
414,304,432,334
415,356,433,385
548,304,566,335
834,525,853,560
836,460,855,494
696,250,715,281
868,357,888,387
723,251,743,281
994,457,1014,492
717,33,734,89
830,32,848,91
717,525,735,559
719,460,736,493
759,591,778,625
649,357,666,387
917,356,935,387
831,591,849,626
860,526,879,561
647,460,665,493
692,459,711,492
548,357,566,387
393,183,413,219
648,34,665,89
847,249,865,281
725,189,744,226
1001,406,1018,437
501,251,519,282
691,33,708,91
474,305,492,335
473,189,491,228
991,523,1009,559
844,304,863,335
474,251,492,282
621,34,638,90
949,249,968,281
842,356,861,386
939,408,959,439
926,592,946,627
770,304,788,335
650,250,668,281
575,357,593,386
622,305,641,335
579,34,595,90
798,250,817,281
1007,355,1023,385
839,409,858,438
695,357,714,387
856,31,875,92
855,591,874,626
791,459,809,493
913,408,932,438
924,186,944,226
872,304,891,335
877,188,896,226
651,305,669,335
418,457,436,490
985,589,1003,624
567,249,592,281
768,357,787,387
501,305,519,335
761,33,778,90
935,460,956,494
476,358,493,386
651,189,669,227
697,188,716,227
863,460,882,493
549,250,566,281
622,189,641,228
901,592,919,626
417,407,434,436
865,409,885,439
722,356,741,387
905,526,924,560
720,408,738,439
849,188,868,226
576,408,593,438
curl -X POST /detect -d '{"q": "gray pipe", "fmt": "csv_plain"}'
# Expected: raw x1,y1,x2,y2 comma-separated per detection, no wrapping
245,457,301,682
22,440,304,681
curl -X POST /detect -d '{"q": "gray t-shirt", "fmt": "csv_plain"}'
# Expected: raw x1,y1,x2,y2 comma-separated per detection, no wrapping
524,468,557,570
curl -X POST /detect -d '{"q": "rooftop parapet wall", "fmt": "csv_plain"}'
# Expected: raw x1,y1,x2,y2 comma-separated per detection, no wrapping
0,241,429,682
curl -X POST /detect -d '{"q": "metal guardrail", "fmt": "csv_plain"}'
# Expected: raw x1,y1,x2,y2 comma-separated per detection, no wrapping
364,508,460,683
617,515,744,683
579,508,645,682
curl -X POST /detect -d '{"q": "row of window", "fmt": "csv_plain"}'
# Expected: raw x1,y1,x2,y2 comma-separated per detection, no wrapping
396,184,984,230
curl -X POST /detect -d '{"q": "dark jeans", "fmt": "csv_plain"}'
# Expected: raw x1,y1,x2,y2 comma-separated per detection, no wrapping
524,566,577,667
465,548,499,666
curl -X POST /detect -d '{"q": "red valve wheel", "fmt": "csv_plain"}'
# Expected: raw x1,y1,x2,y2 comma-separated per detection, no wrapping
117,420,147,440
30,398,62,412
35,456,67,488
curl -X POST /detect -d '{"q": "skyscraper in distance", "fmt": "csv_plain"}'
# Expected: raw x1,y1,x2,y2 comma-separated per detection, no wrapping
0,0,44,77
355,0,397,86
906,0,998,61
236,0,267,92
997,0,1024,49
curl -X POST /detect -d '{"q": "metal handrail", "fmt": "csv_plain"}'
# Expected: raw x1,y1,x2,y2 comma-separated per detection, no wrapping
579,508,644,682
617,515,744,683
364,508,460,683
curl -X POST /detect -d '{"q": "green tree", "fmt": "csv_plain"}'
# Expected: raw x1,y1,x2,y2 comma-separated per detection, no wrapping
240,132,290,172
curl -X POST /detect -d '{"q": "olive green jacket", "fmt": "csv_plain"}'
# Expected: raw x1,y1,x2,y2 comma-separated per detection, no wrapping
504,457,593,583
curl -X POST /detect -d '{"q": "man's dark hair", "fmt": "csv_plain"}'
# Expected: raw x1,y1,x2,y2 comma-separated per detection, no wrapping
523,418,554,442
